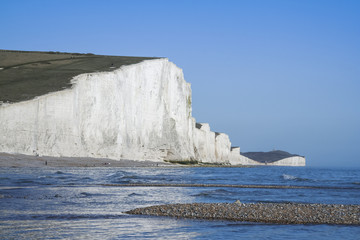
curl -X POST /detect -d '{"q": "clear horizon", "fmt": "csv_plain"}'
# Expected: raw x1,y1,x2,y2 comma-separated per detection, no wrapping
1,0,359,167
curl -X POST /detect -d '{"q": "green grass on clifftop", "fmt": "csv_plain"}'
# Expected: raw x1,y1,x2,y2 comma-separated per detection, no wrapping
0,50,159,103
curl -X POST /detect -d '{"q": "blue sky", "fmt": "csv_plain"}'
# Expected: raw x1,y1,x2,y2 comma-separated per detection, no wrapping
2,0,360,167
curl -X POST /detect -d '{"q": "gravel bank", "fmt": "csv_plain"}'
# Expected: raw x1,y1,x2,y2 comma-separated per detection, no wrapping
0,152,173,168
126,202,360,225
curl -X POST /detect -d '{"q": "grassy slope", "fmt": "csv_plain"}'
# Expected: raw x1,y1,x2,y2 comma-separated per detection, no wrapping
241,150,302,163
0,50,158,103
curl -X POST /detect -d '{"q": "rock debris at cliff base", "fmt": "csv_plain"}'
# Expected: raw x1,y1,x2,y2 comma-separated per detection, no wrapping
126,202,360,225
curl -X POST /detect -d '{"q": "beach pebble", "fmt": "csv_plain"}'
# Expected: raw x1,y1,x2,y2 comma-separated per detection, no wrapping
126,202,360,225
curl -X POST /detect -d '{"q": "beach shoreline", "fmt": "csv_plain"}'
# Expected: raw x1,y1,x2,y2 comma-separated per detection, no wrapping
126,202,360,225
0,152,174,168
0,152,252,168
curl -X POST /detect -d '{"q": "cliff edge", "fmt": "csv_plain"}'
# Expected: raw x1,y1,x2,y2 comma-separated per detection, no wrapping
0,49,157,103
0,50,305,166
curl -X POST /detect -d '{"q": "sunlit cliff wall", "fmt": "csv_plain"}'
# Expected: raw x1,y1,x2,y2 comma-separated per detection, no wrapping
0,58,305,166
0,59,233,163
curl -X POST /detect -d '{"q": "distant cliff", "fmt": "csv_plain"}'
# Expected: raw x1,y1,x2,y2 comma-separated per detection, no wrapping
239,151,306,166
0,50,305,166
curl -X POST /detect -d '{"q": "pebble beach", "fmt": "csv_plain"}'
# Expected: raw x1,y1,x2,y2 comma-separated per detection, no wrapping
126,202,360,225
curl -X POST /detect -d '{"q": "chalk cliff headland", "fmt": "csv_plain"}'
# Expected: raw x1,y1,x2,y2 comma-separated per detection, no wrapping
0,50,305,166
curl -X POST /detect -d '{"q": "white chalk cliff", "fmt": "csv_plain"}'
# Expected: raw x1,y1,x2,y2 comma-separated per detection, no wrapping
0,58,305,166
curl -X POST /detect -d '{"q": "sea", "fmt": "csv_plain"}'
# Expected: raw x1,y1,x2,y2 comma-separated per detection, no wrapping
0,166,359,239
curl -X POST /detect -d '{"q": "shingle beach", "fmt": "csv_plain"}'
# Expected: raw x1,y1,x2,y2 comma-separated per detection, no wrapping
126,202,360,225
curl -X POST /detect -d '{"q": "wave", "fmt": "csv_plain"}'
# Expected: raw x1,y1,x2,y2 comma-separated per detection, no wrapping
79,192,110,198
282,174,297,180
192,189,236,198
38,175,53,179
14,179,35,184
107,171,143,183
280,174,360,189
27,213,126,220
128,192,144,197
108,171,174,184
281,174,311,182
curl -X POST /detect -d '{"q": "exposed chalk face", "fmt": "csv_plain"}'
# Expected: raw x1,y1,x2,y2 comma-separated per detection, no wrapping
193,123,216,163
229,154,306,167
0,58,305,166
0,59,233,163
229,154,262,166
266,156,306,166
215,133,231,163
0,59,193,161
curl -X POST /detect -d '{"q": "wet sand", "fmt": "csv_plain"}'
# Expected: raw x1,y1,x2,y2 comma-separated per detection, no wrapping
126,202,360,225
0,152,173,168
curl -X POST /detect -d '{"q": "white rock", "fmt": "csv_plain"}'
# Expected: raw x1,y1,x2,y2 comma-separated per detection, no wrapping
229,153,306,166
266,156,306,166
0,59,233,163
229,152,262,166
193,123,216,163
0,59,194,161
0,58,305,166
215,133,231,164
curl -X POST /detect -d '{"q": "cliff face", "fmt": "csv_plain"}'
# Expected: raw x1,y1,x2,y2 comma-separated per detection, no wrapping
266,156,305,166
0,58,232,163
0,54,305,166
230,150,306,167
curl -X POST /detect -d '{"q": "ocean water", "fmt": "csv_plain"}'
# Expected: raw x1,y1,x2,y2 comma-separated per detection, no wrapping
0,166,359,239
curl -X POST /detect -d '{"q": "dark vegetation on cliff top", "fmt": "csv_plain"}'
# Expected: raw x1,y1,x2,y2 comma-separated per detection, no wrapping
0,50,158,103
241,150,302,163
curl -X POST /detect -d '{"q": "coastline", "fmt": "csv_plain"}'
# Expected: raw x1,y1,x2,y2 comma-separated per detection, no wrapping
1,156,359,229
0,152,173,168
0,153,252,168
